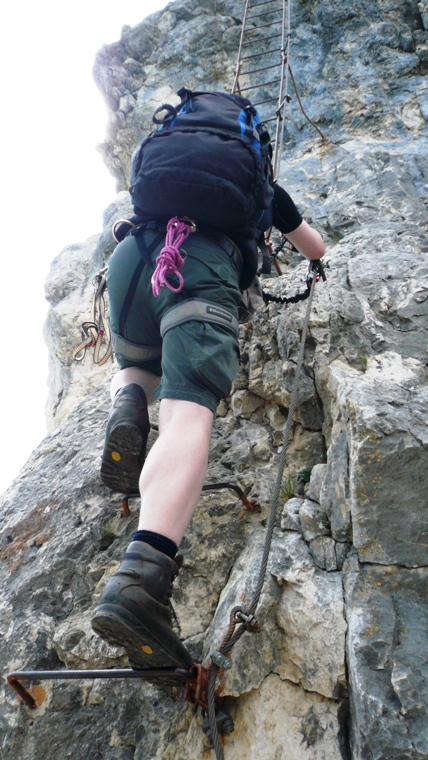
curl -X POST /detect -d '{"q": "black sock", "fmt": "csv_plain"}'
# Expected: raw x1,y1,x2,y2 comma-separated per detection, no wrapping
133,530,178,559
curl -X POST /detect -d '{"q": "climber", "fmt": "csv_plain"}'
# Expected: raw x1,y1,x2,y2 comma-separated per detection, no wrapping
91,91,325,672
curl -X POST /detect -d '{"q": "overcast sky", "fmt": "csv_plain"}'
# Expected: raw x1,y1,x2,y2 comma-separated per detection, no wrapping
0,0,169,494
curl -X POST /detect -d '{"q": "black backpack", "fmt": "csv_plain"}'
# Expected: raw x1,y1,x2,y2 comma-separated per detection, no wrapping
130,88,274,238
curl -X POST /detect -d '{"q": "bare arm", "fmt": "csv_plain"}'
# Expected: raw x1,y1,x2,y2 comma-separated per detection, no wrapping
285,220,325,260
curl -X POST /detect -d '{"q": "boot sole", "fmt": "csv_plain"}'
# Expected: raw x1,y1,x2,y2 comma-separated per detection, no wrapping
91,606,193,671
100,422,145,494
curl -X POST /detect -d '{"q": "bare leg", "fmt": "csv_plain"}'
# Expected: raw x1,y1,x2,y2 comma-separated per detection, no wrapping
137,399,214,545
110,367,161,403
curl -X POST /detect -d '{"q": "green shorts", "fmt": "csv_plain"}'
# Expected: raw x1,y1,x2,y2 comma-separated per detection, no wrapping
106,229,242,413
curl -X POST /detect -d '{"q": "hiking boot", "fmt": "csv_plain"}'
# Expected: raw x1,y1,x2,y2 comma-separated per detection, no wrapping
100,384,150,494
91,541,193,671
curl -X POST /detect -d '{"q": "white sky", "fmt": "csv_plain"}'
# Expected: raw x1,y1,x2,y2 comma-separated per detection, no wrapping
0,0,169,494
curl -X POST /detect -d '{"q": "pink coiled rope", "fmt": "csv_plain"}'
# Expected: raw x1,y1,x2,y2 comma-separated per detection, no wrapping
151,217,193,297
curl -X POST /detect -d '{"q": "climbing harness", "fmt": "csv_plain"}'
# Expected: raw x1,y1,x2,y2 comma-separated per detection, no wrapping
160,299,240,339
73,268,112,366
206,263,320,759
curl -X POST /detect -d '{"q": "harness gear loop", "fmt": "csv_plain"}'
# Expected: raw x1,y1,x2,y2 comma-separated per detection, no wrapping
206,271,320,760
151,217,196,297
160,298,240,339
112,218,136,244
73,268,112,366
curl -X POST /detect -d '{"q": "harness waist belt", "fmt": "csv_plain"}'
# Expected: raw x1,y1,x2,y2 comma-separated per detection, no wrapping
111,331,162,361
160,299,239,338
128,223,243,279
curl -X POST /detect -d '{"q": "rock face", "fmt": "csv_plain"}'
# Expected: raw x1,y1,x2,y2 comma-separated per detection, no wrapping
1,1,427,759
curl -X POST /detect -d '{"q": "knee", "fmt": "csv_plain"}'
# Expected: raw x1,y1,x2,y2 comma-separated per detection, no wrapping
159,399,213,433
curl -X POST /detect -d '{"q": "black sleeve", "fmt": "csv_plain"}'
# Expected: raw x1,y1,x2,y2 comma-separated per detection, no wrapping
271,183,303,234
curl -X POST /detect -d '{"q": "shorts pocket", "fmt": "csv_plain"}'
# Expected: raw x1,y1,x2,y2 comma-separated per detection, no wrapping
196,323,239,400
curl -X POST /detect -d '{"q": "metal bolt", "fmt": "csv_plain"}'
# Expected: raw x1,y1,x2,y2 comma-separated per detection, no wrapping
211,651,232,670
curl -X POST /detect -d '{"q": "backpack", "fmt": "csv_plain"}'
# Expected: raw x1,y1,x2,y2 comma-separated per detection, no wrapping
130,88,274,239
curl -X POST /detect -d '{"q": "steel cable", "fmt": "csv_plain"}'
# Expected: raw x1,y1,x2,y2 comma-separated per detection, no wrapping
207,276,317,759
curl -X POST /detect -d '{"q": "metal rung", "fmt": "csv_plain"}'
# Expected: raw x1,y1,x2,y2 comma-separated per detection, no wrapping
124,481,260,514
246,9,282,19
241,32,283,45
239,78,281,93
240,47,282,61
244,20,283,30
8,668,194,709
201,482,261,511
250,0,283,6
253,97,278,106
241,62,282,76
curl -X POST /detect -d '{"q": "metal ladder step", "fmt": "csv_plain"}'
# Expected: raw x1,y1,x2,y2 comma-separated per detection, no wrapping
232,0,292,178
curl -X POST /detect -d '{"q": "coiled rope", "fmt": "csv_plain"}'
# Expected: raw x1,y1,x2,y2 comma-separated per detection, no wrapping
151,217,194,297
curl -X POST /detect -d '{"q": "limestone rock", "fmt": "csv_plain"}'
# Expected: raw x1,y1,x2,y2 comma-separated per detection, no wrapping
320,428,352,542
306,463,327,503
309,536,352,572
281,496,303,532
43,189,136,431
300,499,331,542
328,353,428,567
204,531,347,701
224,674,346,760
345,557,428,759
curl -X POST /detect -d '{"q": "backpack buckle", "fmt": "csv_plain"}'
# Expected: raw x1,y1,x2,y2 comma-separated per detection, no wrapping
257,123,271,147
177,217,198,232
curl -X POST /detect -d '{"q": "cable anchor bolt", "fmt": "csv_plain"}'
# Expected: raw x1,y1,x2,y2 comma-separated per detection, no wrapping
211,651,232,671
201,704,235,739
235,610,260,632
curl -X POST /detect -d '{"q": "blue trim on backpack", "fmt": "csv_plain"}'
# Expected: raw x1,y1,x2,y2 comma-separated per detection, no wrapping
239,109,262,155
158,115,178,130
256,209,266,227
180,101,193,115
252,110,262,154
238,109,248,138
